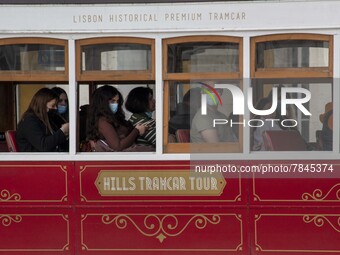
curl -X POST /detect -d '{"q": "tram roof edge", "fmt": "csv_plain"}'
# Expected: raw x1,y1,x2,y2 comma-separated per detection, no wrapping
0,0,251,4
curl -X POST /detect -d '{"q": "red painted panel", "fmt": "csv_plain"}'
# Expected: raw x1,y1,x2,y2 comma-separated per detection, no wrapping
250,208,340,255
76,207,248,255
0,160,338,254
251,160,340,206
76,161,246,205
0,162,74,205
0,208,75,255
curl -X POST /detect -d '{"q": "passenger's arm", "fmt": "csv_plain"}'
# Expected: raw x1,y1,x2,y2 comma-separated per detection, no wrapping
98,118,139,151
200,129,220,143
22,116,67,152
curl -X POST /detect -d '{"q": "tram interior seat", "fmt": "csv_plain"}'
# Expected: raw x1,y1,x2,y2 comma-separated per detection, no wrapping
262,130,307,151
5,130,19,152
175,129,190,143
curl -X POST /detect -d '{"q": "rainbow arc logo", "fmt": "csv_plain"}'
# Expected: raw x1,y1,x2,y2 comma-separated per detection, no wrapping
199,82,223,115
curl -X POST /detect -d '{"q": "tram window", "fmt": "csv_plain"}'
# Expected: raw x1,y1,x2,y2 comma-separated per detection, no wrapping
250,81,332,151
256,40,329,69
163,36,242,153
251,34,333,78
167,41,239,73
76,38,155,153
0,44,65,71
0,38,69,152
250,34,333,152
77,84,155,152
81,44,151,71
165,80,242,153
76,38,155,82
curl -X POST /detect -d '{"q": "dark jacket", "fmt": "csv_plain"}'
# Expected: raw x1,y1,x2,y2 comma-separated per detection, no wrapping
16,113,67,152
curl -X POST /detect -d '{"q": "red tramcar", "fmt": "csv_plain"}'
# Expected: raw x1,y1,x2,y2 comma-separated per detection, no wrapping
0,1,339,254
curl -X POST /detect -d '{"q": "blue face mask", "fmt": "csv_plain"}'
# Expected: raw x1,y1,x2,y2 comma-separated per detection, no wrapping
109,103,118,114
145,111,153,118
58,105,67,114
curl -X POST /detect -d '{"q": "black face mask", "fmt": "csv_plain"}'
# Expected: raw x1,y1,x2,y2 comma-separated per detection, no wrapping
47,108,58,117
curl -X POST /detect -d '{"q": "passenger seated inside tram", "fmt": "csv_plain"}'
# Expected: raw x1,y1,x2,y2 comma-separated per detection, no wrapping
190,82,236,143
319,102,333,151
50,87,69,152
51,87,69,122
125,87,156,148
252,97,283,151
79,104,89,147
168,87,201,135
16,88,69,152
86,85,154,152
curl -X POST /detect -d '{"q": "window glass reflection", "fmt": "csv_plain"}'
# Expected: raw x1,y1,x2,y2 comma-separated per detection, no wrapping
250,80,332,151
0,44,65,71
168,80,241,148
81,44,151,71
256,40,329,69
167,42,239,73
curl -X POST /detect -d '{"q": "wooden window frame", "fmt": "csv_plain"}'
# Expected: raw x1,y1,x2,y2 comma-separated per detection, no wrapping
163,36,243,153
0,37,68,82
250,33,333,79
75,37,155,82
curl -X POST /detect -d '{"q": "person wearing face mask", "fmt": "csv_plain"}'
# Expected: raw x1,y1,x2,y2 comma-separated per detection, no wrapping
125,87,156,148
86,85,153,152
190,82,236,143
50,87,69,127
16,88,69,152
51,87,68,120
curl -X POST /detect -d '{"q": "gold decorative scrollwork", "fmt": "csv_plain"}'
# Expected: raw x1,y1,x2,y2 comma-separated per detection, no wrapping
0,189,21,201
303,215,340,233
0,215,22,227
102,214,221,243
302,183,340,201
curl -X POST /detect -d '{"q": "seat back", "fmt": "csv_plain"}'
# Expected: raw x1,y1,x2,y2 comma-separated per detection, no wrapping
262,130,307,151
175,129,190,143
5,130,19,152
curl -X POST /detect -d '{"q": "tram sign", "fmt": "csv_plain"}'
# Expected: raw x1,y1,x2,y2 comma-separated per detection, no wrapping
95,170,226,196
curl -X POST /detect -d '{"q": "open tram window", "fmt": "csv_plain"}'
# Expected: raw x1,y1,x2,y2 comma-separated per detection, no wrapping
76,37,155,153
250,34,333,152
0,38,68,153
163,36,243,153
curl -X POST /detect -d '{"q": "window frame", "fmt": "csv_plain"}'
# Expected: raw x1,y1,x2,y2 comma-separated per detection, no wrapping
250,33,333,79
0,37,69,82
250,33,334,152
75,37,155,82
162,35,243,153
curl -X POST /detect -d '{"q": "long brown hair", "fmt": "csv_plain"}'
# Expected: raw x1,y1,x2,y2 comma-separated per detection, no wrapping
22,88,58,134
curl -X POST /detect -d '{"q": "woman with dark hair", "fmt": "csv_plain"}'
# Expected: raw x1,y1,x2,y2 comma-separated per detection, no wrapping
86,85,151,152
125,86,156,147
50,87,69,151
51,87,69,122
16,88,69,152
